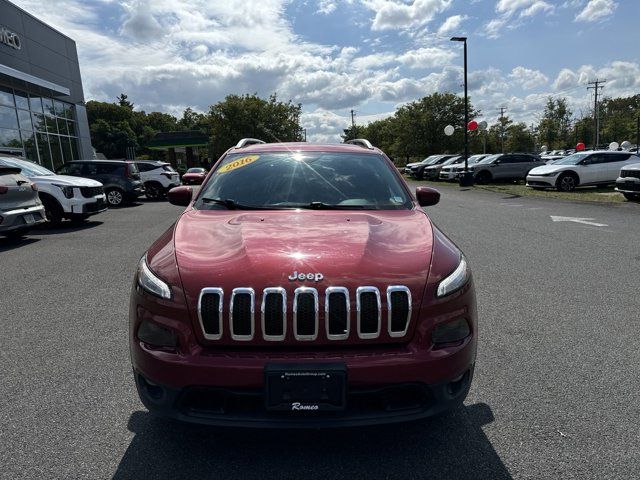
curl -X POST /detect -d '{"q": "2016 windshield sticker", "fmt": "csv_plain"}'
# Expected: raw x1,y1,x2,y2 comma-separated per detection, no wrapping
219,155,260,173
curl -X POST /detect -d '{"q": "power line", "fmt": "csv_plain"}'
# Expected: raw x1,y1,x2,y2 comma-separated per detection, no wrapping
587,78,606,148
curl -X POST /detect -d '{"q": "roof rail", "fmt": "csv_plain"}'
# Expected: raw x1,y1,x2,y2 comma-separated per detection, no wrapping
344,139,374,150
235,138,266,148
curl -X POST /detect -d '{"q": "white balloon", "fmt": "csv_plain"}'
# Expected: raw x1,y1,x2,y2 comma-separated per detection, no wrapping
444,125,455,136
609,142,619,150
478,121,488,131
541,145,548,152
621,141,632,149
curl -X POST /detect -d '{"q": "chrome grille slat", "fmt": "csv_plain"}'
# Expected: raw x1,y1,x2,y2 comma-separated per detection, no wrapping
198,288,223,340
326,287,350,340
230,288,255,341
387,286,411,337
356,286,381,339
261,287,286,341
293,287,318,341
198,285,409,342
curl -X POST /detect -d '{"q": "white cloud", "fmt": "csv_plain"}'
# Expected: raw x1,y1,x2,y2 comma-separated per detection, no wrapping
574,0,617,22
397,47,456,69
437,14,467,35
509,66,549,90
317,0,338,14
362,0,452,31
484,0,555,38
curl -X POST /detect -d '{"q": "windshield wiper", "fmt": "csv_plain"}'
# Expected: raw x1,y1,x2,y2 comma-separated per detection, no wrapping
201,197,292,210
304,201,370,210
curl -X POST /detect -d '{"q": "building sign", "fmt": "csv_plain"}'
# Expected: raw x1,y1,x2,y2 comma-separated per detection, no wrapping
1,27,21,50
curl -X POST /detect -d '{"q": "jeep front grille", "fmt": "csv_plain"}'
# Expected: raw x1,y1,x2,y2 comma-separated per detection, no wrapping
80,186,104,198
621,170,640,179
197,285,413,342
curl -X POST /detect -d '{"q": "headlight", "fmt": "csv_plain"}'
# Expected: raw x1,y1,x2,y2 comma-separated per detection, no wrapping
137,255,171,299
437,255,470,297
535,171,560,177
54,184,74,198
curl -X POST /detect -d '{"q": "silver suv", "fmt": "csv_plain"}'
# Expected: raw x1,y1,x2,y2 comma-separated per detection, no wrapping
470,153,543,183
0,165,46,237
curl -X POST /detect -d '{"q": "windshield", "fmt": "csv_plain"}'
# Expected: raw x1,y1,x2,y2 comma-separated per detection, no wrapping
196,152,412,210
187,168,205,173
467,155,486,164
477,154,501,164
552,152,591,165
422,155,442,165
0,157,54,176
442,156,462,165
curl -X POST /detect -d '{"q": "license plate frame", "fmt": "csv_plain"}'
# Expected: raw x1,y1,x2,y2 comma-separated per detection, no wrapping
23,213,35,224
264,363,347,412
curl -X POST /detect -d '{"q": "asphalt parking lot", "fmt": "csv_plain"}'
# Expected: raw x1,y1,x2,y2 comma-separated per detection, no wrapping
1,188,639,479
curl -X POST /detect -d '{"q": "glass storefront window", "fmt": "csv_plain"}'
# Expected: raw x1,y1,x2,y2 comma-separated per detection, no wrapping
22,131,39,163
59,136,72,163
14,90,30,110
67,120,76,136
54,100,65,117
17,109,33,130
32,112,47,132
36,132,52,170
45,115,58,134
56,118,68,136
42,98,56,116
29,95,44,114
0,105,19,129
63,103,75,120
49,135,64,170
0,128,23,149
0,86,15,107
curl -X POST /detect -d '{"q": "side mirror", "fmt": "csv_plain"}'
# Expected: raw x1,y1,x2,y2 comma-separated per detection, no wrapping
494,160,501,164
416,186,440,207
167,186,193,206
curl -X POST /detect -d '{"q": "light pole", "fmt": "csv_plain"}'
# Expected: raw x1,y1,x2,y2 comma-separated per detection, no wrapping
451,36,473,186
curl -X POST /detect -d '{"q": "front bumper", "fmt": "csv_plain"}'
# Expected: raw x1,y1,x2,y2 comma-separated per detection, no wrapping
64,195,108,216
0,204,46,232
615,178,640,193
526,175,557,188
134,365,474,428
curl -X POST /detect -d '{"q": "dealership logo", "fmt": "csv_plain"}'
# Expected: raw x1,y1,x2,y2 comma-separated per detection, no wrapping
1,27,21,51
291,403,319,411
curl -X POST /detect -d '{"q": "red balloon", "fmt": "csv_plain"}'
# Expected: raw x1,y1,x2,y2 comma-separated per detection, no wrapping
576,142,585,151
467,121,478,131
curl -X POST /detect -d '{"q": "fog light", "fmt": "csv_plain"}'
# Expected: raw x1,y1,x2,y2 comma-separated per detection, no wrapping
137,320,177,348
432,317,470,345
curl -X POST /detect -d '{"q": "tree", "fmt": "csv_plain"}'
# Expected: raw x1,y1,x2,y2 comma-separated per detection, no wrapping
504,122,534,152
538,97,573,149
117,93,134,110
208,93,303,159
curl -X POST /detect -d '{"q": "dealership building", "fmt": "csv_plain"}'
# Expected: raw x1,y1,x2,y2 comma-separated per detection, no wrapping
0,0,93,169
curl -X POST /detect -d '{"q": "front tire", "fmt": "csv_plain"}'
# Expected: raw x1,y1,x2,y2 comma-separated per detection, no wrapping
144,182,163,200
106,188,125,207
556,173,578,192
40,195,63,224
476,170,491,184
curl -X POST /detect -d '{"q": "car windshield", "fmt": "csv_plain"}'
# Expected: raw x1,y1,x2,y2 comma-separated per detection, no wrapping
467,155,486,164
552,152,591,165
187,168,205,173
0,157,54,176
443,156,462,165
196,151,412,210
477,154,501,164
419,156,439,164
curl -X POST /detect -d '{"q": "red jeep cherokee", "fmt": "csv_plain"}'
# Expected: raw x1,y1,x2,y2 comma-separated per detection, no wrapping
130,138,477,427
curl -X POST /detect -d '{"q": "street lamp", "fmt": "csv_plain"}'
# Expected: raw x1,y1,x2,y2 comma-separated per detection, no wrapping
450,36,473,187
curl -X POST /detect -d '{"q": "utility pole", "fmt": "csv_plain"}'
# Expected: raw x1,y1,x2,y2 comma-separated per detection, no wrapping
587,79,606,149
499,107,507,153
636,116,639,154
450,36,472,186
303,128,307,142
350,109,356,139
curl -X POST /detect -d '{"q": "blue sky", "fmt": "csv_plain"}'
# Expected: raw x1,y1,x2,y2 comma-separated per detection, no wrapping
12,0,640,141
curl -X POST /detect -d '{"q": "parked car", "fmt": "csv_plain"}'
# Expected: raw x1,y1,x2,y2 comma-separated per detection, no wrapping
56,160,144,207
134,161,181,200
423,155,462,181
403,155,449,177
0,156,106,224
614,162,640,201
526,151,640,191
0,165,46,237
439,154,488,181
131,138,477,427
411,155,454,180
470,153,544,184
181,167,208,185
541,155,564,164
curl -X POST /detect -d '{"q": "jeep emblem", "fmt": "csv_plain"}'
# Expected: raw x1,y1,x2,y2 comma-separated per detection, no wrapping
288,271,324,282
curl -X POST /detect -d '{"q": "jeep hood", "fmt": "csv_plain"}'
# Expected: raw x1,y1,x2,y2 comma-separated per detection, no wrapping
174,208,434,302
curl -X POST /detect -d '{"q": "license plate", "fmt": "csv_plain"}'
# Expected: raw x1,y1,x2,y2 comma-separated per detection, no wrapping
23,213,35,224
265,363,347,412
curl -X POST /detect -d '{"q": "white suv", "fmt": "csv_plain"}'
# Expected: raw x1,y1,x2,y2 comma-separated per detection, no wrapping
134,161,181,200
615,163,640,201
0,156,107,223
526,151,640,191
